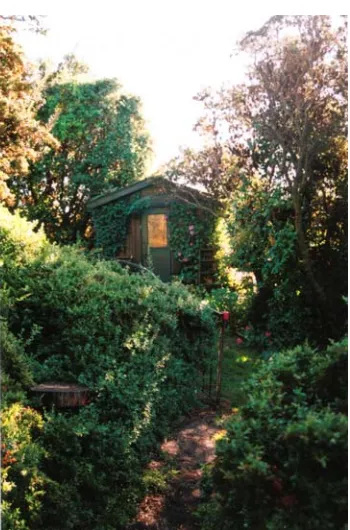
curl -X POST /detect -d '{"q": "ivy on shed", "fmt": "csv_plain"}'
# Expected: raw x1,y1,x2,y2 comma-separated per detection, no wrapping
168,202,217,283
91,198,131,258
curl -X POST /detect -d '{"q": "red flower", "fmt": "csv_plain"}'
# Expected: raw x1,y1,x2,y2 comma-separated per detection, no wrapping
236,337,243,345
265,331,272,337
281,494,296,508
272,478,283,493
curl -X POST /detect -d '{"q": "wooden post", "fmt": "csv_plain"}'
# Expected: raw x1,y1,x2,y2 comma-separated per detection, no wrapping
209,362,213,399
215,311,229,408
216,323,224,408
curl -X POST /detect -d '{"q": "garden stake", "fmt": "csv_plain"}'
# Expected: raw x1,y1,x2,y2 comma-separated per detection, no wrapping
216,311,230,407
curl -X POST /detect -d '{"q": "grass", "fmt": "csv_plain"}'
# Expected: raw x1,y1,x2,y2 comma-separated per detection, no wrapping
220,334,260,406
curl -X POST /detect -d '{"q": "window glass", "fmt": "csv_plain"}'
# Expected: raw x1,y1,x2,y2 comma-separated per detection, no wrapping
148,214,168,247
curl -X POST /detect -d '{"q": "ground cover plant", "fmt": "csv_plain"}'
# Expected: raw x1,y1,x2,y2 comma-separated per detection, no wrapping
0,205,217,529
220,338,259,406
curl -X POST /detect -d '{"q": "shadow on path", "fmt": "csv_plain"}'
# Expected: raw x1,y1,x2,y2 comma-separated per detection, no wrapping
128,408,225,530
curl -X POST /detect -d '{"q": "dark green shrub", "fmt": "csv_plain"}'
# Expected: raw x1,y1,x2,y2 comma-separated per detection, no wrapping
1,205,217,529
200,339,348,530
0,320,33,402
0,301,47,529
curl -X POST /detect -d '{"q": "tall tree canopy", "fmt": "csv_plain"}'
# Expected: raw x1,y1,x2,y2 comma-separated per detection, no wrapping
0,20,56,204
8,55,152,244
167,15,348,344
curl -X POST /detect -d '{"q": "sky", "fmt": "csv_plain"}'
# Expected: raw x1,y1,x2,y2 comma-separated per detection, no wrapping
11,5,348,174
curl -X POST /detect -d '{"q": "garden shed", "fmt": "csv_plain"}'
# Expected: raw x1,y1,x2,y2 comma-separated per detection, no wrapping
87,176,219,283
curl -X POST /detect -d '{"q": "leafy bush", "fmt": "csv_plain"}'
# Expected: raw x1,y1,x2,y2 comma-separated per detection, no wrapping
0,320,33,402
205,287,238,333
200,339,348,530
1,403,48,530
1,205,217,529
0,284,46,529
0,205,47,266
168,201,217,283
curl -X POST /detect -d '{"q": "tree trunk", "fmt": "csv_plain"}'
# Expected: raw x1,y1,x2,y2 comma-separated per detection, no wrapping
293,191,335,339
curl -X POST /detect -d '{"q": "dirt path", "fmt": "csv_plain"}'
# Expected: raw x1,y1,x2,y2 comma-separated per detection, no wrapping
128,408,224,530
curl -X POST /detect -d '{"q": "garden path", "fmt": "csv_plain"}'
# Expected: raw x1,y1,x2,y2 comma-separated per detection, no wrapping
128,407,228,530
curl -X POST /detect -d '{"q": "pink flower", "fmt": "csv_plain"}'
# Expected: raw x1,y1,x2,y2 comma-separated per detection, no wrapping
236,337,243,345
183,257,189,263
245,325,251,331
188,225,194,231
265,331,272,337
178,252,182,257
190,242,193,246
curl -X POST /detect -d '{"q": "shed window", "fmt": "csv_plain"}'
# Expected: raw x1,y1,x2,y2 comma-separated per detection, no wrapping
148,214,168,247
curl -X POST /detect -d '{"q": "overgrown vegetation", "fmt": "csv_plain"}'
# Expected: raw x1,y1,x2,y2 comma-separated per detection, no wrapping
220,338,259,405
0,20,57,203
91,187,219,282
1,14,348,530
1,23,151,244
168,201,217,283
0,206,217,529
199,339,348,530
167,15,348,348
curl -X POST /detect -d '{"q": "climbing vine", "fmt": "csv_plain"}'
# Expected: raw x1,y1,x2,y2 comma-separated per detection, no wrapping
91,194,154,259
91,198,131,258
168,202,217,283
92,195,219,284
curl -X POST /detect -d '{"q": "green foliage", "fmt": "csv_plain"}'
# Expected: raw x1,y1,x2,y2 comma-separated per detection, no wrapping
219,337,260,405
90,193,153,259
8,57,151,244
0,320,33,403
1,403,48,530
174,15,348,347
205,287,238,333
0,208,49,527
91,198,131,258
205,286,238,314
91,193,219,284
199,339,348,530
0,205,47,265
168,201,217,283
0,205,217,529
0,23,56,203
142,463,178,494
227,178,345,348
36,406,144,529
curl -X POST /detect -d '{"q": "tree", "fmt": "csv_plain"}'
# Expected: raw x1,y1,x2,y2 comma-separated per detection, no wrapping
0,20,56,204
9,56,152,244
237,16,347,328
167,15,348,344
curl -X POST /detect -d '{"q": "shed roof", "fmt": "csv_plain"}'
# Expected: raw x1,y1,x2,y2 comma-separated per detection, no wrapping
87,176,216,211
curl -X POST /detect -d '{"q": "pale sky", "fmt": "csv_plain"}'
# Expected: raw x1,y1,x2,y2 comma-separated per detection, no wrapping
11,5,347,174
